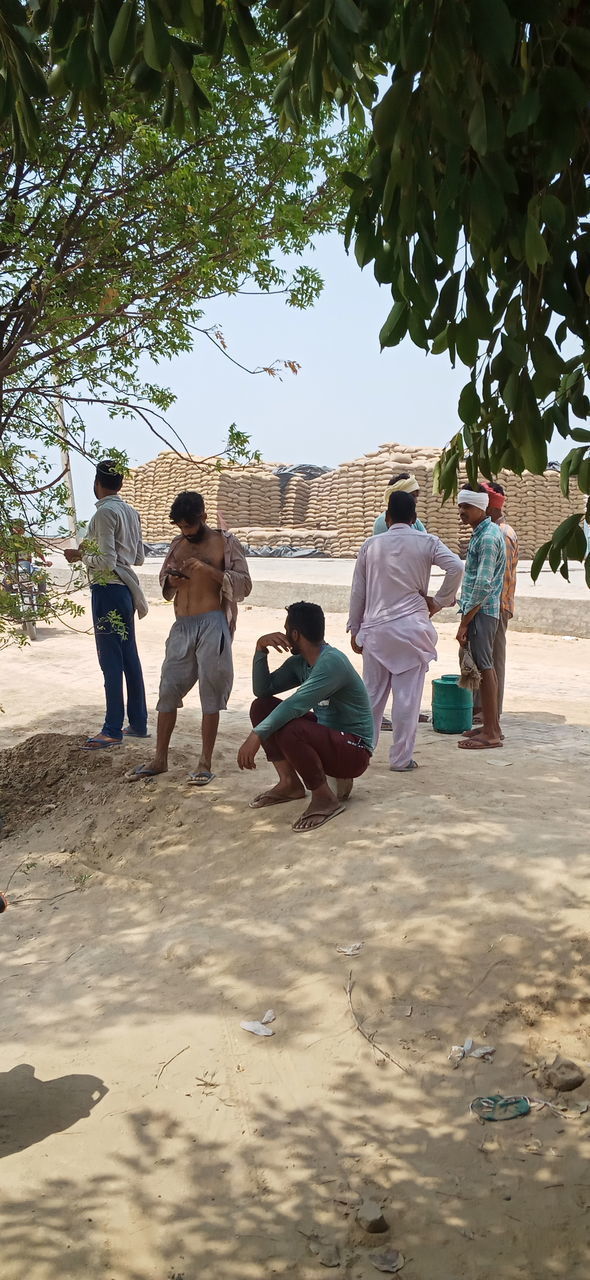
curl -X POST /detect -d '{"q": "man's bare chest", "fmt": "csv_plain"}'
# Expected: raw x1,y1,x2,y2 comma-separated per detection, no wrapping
179,535,225,571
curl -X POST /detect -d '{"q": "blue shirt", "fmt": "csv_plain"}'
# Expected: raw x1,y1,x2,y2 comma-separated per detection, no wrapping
459,518,506,619
373,513,426,536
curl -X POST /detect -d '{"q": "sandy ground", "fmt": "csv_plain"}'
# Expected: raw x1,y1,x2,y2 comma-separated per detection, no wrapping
1,600,590,1280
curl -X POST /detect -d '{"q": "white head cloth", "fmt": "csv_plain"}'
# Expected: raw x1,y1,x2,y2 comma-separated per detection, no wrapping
457,488,489,511
384,474,419,505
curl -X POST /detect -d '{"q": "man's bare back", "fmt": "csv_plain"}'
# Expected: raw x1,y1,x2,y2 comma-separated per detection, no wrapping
167,528,225,618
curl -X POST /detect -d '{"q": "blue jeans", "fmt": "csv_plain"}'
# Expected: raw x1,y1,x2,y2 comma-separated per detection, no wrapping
91,584,147,739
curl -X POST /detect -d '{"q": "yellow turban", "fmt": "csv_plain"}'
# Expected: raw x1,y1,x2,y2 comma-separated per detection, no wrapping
384,474,419,506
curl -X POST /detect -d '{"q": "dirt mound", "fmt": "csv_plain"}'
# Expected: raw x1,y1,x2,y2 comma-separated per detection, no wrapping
0,734,127,835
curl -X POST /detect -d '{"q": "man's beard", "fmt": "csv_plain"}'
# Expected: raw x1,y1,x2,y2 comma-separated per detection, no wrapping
185,525,206,544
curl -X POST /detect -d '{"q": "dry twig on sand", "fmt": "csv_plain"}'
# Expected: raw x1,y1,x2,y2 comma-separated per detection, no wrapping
345,972,407,1073
156,1044,190,1086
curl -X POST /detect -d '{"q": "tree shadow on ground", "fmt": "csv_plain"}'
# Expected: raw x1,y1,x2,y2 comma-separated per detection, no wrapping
0,707,589,1278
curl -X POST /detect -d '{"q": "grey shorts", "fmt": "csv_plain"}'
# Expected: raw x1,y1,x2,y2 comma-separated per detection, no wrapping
157,610,233,714
467,611,498,672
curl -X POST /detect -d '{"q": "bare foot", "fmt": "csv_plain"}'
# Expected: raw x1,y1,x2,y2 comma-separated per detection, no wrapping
336,778,353,801
292,799,345,832
249,782,306,810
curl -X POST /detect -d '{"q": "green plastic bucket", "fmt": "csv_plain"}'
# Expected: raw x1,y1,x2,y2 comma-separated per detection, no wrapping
432,673,473,734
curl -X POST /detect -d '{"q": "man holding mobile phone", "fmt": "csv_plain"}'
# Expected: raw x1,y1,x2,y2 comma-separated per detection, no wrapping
130,490,251,785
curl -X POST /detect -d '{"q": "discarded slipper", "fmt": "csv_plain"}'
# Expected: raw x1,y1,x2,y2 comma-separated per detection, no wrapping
292,805,345,832
470,1094,531,1122
81,735,122,751
187,770,215,787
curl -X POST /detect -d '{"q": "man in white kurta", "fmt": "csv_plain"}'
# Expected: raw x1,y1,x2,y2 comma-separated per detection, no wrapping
348,491,463,771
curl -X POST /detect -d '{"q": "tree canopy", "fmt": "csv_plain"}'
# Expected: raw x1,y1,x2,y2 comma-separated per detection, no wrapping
2,1,590,582
0,49,360,642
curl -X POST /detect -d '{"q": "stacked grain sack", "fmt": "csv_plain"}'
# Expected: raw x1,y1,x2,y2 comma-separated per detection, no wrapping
217,462,282,530
305,469,338,532
281,474,311,527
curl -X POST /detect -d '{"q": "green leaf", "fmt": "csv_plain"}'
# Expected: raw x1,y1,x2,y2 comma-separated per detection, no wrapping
334,0,363,35
531,539,551,582
465,268,492,339
373,76,412,149
578,457,590,494
570,428,590,443
431,325,449,355
458,381,481,424
65,30,92,88
525,215,549,273
144,0,171,71
234,3,261,46
108,0,135,68
228,20,251,68
470,0,515,65
379,298,408,349
562,27,590,71
552,512,586,550
501,333,526,368
327,30,356,80
438,271,461,321
468,92,487,155
539,193,565,232
455,317,478,367
506,87,540,136
567,523,589,561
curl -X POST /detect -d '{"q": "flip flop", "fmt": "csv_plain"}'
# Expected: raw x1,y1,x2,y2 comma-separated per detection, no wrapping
122,727,151,739
458,737,503,750
81,735,122,751
461,726,505,741
127,765,165,780
390,759,418,772
249,791,305,809
292,805,345,833
187,770,215,787
470,1095,531,1122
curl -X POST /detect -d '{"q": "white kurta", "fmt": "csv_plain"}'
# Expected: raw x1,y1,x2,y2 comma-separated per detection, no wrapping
348,525,464,768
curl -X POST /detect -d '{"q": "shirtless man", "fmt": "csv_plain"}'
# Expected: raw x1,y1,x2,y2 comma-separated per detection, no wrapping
131,490,251,784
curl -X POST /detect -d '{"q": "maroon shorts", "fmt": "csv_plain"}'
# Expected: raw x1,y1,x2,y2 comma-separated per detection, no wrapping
250,696,371,791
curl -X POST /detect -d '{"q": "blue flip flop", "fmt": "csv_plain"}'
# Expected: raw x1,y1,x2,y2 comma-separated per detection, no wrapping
128,765,164,781
81,736,122,751
122,728,151,738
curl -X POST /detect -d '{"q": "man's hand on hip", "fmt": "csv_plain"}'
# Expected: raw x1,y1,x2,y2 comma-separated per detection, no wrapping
237,731,262,770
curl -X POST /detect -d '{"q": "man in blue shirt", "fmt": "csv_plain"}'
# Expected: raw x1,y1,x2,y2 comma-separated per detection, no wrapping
373,472,427,536
456,486,506,751
237,601,373,832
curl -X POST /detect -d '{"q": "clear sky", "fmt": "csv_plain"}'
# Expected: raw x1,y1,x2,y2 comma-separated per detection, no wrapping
68,228,564,519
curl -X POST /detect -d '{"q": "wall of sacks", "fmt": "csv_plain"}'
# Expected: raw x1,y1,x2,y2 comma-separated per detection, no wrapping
122,445,582,558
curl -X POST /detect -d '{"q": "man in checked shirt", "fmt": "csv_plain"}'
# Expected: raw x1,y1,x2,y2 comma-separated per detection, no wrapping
456,485,506,751
472,481,519,730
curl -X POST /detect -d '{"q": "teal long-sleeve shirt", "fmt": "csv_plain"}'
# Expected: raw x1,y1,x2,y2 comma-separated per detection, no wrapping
252,645,374,751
